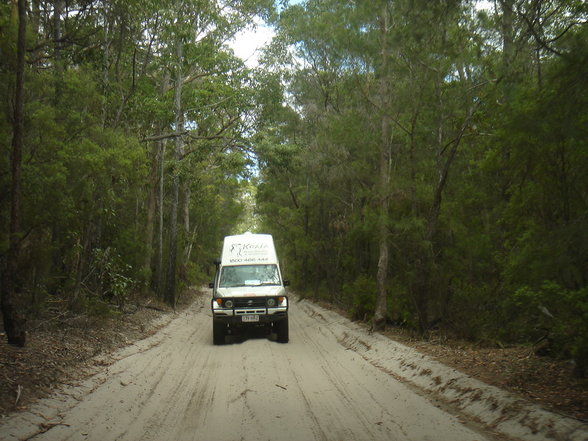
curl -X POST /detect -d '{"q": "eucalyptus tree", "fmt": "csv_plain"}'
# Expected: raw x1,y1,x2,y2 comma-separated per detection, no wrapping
0,0,272,338
2,0,28,346
475,1,588,373
382,0,489,331
257,0,373,308
256,0,493,330
256,0,588,373
137,0,274,305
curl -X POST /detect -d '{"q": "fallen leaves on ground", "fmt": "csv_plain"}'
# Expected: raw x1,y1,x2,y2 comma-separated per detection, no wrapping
0,291,197,416
384,328,588,422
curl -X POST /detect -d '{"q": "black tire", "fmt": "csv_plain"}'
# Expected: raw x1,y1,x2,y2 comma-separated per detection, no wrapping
276,317,289,343
213,321,225,345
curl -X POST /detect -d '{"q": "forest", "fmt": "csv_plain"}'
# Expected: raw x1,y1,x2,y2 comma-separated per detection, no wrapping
1,0,587,377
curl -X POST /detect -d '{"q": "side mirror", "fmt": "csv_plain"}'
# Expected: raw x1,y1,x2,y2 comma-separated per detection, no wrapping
283,280,290,287
209,282,214,289
213,258,221,266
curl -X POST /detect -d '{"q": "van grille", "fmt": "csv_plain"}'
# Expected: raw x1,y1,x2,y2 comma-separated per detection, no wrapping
234,298,267,308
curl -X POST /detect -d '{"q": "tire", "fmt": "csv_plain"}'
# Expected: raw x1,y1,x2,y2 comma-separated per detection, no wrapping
276,317,289,343
213,321,225,345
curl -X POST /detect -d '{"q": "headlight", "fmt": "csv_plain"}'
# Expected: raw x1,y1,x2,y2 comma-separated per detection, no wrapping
224,299,234,308
267,298,276,307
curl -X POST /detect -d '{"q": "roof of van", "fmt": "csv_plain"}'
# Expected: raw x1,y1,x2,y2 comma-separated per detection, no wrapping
221,233,278,265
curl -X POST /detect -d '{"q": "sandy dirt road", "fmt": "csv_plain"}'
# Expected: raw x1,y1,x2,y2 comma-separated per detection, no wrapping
0,295,536,441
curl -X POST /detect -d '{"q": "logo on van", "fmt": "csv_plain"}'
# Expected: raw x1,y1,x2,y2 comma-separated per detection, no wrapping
230,242,269,257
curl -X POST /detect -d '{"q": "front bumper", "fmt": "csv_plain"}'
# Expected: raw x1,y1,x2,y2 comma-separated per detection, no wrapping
212,310,288,325
211,296,288,324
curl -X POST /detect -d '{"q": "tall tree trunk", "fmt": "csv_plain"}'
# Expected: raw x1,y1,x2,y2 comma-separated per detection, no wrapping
414,76,446,332
415,97,479,333
373,3,392,331
155,139,165,298
153,74,170,297
2,0,27,347
180,181,191,282
164,38,184,307
165,165,179,307
143,139,159,292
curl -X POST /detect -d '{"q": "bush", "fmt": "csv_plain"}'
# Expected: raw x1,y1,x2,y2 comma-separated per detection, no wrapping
343,274,377,321
505,282,588,377
91,248,137,308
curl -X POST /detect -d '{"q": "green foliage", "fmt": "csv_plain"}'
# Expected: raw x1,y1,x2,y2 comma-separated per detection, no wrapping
90,248,137,308
253,0,588,376
343,275,376,321
1,0,271,323
506,283,588,376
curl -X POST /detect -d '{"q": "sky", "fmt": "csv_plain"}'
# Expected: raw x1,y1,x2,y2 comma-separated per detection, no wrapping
229,19,275,68
228,0,307,67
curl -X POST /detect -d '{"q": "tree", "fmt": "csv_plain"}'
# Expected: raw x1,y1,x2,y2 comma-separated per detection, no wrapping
0,0,261,321
373,1,394,331
256,0,588,368
1,0,27,346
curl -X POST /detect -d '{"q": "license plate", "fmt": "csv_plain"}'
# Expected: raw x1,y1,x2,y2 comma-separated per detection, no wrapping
242,315,259,323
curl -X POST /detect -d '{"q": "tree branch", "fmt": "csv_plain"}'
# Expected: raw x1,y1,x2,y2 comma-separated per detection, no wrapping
141,131,188,143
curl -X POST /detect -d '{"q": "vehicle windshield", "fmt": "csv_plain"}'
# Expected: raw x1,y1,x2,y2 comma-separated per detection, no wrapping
219,264,280,288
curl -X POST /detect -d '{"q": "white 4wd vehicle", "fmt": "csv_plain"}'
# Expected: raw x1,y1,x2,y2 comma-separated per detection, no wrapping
210,233,289,344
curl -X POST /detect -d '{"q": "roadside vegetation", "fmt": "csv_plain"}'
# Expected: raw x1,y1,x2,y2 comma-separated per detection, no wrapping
255,0,588,378
1,0,587,396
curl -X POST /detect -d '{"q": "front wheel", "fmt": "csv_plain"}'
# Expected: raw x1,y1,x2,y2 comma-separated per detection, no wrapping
276,317,289,343
213,321,225,345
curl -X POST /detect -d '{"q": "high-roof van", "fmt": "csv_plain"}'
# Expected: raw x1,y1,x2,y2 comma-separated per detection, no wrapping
210,233,289,344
